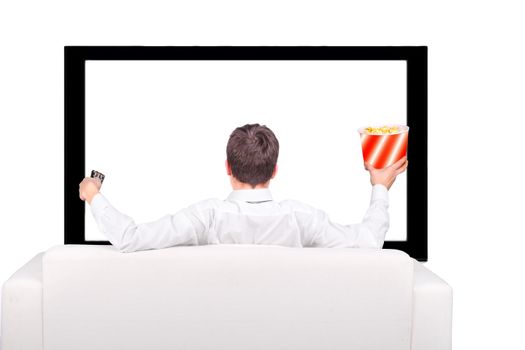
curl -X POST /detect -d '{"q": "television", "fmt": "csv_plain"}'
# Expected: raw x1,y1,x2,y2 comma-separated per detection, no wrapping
65,46,427,260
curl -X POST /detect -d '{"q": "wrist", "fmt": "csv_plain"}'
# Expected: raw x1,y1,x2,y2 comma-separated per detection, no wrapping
371,184,389,203
371,179,387,189
372,183,388,191
87,191,100,205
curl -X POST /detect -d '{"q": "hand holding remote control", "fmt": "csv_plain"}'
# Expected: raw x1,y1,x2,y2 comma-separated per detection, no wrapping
79,170,105,204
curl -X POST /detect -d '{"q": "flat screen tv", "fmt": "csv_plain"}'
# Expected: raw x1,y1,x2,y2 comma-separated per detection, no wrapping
65,46,427,261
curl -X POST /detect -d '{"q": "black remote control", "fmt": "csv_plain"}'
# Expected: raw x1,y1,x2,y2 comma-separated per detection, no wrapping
91,170,105,184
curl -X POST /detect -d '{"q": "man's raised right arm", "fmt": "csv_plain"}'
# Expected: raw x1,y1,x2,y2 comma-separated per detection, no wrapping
293,156,407,249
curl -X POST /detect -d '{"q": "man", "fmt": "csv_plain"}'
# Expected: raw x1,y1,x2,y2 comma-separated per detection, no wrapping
79,123,408,252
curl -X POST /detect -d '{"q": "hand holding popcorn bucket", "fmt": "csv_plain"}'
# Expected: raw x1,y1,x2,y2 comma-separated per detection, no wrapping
358,125,409,169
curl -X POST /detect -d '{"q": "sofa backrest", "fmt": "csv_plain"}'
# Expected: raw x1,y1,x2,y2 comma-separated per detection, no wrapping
42,244,414,350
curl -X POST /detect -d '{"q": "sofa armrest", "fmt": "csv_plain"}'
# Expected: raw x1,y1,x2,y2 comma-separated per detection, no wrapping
1,253,44,350
411,261,453,350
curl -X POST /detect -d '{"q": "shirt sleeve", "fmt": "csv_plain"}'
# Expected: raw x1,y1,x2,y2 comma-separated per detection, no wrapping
89,193,216,253
301,184,390,249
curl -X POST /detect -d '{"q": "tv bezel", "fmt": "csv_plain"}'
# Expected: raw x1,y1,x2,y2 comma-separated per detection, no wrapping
64,46,428,261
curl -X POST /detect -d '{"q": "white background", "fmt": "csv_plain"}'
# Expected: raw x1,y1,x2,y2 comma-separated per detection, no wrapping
85,60,407,241
1,1,524,348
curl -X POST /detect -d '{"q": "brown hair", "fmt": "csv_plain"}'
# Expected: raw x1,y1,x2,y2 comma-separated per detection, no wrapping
226,123,279,188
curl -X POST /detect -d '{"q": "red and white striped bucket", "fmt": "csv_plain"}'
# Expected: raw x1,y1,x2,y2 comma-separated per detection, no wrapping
358,125,409,169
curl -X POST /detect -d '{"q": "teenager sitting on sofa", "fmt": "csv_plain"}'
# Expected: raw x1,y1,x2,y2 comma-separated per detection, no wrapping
79,123,408,253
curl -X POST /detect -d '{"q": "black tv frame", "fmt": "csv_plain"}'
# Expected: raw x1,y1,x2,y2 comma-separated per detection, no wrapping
65,46,428,261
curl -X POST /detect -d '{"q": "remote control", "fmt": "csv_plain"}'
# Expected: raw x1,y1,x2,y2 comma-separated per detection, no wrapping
91,170,105,184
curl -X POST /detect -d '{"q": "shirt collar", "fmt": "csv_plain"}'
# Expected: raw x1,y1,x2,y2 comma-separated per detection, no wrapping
227,188,273,203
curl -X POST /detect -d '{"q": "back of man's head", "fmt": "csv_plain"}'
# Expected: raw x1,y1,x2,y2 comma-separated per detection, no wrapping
226,123,279,188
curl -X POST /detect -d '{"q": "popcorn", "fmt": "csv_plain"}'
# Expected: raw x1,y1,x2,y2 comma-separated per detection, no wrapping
364,125,400,135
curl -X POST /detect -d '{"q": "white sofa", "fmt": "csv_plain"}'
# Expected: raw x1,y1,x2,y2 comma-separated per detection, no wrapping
1,245,452,350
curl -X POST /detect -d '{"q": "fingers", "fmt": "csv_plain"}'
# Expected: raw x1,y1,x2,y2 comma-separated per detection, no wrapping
80,177,101,186
394,160,408,175
370,156,406,172
364,162,375,171
391,156,407,170
79,177,99,201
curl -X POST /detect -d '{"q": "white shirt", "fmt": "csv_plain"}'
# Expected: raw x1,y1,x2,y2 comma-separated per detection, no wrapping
90,185,389,253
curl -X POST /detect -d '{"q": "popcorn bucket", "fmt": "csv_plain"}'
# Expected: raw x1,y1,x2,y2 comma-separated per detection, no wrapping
358,125,409,169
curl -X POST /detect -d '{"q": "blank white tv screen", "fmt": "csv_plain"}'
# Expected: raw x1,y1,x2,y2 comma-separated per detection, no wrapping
85,60,407,241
